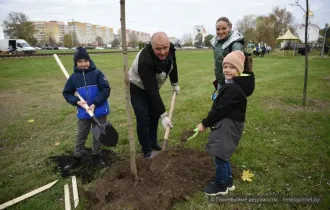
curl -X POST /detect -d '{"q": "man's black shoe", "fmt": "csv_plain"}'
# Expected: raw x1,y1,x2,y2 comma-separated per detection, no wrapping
151,143,162,151
144,151,152,158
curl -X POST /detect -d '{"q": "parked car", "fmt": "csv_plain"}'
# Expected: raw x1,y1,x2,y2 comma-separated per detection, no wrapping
182,46,196,49
43,46,59,50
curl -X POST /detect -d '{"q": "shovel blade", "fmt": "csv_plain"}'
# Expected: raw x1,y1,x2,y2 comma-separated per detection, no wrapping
92,121,118,147
150,150,161,158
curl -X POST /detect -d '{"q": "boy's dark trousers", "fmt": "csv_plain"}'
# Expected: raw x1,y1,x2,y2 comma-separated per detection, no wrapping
74,115,106,157
130,84,159,154
214,156,232,184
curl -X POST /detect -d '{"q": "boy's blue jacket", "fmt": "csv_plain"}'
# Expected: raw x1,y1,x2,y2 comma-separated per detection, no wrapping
63,60,110,119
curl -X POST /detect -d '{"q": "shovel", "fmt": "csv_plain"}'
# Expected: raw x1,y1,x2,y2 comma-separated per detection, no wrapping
54,54,118,147
151,91,177,158
187,128,199,141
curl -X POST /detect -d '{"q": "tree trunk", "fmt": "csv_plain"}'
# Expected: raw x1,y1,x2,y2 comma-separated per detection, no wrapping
302,0,309,106
120,0,138,179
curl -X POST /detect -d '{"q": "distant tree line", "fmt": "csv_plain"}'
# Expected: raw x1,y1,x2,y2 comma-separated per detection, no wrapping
3,12,37,46
235,7,296,48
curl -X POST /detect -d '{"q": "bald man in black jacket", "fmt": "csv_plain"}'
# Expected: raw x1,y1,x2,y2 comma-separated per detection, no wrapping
128,32,180,158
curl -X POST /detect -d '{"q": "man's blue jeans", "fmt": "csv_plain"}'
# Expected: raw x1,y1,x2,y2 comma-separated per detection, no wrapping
214,156,232,184
130,84,159,154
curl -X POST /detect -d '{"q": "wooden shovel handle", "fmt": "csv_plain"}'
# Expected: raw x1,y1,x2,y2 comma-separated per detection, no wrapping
162,91,177,151
74,93,95,117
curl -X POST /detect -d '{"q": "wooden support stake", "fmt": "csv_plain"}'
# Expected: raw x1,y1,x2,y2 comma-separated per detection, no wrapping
71,176,79,208
0,180,58,210
64,184,71,210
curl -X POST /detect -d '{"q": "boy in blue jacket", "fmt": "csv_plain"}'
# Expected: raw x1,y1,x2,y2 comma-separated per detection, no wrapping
63,47,110,171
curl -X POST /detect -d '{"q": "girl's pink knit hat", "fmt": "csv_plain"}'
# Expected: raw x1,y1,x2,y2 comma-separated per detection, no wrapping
223,51,245,74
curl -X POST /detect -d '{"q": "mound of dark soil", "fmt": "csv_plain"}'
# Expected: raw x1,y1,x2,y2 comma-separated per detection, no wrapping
49,147,239,209
86,148,216,210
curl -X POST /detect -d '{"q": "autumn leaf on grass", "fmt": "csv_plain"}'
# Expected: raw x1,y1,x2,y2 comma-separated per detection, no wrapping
242,170,254,182
28,119,34,123
55,142,60,146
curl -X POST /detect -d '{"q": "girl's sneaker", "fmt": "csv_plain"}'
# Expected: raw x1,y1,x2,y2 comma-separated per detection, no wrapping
204,182,228,196
227,176,235,191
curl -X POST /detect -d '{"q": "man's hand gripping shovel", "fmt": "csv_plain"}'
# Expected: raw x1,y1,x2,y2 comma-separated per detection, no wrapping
150,91,177,158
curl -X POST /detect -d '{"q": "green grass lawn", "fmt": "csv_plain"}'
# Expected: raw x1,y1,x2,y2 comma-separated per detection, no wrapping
0,51,329,210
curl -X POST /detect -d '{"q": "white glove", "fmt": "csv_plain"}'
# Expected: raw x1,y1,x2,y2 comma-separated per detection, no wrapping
172,85,180,94
161,116,173,129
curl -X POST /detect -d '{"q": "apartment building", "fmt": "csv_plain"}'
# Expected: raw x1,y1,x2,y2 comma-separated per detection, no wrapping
33,21,45,42
33,21,65,43
117,29,151,45
85,23,93,44
103,27,114,44
68,21,114,45
32,20,116,46
68,21,87,45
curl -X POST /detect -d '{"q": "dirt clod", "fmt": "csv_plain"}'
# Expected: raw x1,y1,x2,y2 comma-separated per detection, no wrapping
49,148,119,184
180,129,196,143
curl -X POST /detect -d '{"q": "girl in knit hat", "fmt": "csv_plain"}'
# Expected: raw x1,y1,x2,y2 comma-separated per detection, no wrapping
196,50,255,196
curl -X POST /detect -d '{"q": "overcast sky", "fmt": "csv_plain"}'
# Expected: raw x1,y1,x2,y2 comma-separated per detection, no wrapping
0,0,329,38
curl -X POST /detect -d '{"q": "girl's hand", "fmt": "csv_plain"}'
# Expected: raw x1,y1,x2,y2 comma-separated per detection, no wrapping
197,123,206,132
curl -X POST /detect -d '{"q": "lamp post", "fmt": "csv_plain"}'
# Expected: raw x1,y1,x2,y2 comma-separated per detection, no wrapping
321,23,329,56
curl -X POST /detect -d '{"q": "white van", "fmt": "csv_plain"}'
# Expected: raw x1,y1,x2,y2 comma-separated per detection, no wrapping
0,39,36,54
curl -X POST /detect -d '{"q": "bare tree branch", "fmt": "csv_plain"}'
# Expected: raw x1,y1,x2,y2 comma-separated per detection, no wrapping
289,0,306,12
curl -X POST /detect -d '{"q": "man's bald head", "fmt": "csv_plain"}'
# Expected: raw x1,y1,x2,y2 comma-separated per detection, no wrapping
151,32,169,45
151,32,170,60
